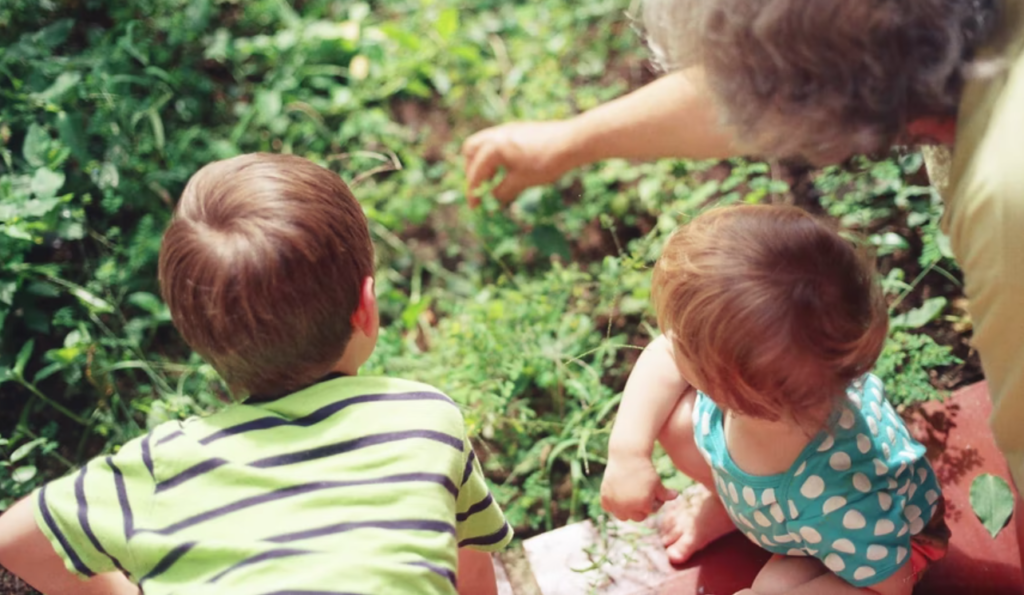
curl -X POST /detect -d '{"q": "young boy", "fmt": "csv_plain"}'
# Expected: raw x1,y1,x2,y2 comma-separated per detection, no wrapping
0,153,511,595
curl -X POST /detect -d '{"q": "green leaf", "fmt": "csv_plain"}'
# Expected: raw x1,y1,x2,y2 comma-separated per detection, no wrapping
400,296,433,330
0,280,17,306
31,71,81,103
9,438,46,463
530,224,572,261
3,226,34,241
33,362,65,385
30,167,66,198
23,123,50,168
71,286,115,313
14,339,34,378
127,292,164,315
891,297,947,330
971,473,1015,538
57,111,89,163
21,197,62,218
435,7,459,41
11,465,37,484
34,19,74,51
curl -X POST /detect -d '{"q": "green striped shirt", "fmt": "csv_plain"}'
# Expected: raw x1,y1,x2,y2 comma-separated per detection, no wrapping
34,376,511,594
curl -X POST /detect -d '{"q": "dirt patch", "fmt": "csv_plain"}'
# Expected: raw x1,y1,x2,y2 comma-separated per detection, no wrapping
0,569,37,595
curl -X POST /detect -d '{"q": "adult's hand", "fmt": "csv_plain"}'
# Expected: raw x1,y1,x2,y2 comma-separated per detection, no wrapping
461,68,739,207
461,120,580,206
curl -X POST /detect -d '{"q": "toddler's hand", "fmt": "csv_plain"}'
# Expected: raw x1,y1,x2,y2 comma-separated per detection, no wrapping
601,453,678,522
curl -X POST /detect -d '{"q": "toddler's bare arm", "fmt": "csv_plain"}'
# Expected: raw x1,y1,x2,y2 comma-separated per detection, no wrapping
601,335,692,520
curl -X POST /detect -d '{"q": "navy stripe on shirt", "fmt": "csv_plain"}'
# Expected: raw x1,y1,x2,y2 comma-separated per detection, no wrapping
456,493,494,523
267,519,456,544
461,450,476,487
140,431,155,480
458,522,511,548
139,542,196,585
107,457,135,539
208,548,311,583
145,473,458,536
250,430,463,468
407,560,457,587
74,466,127,573
155,429,185,446
156,430,462,493
38,486,95,577
200,391,457,445
155,458,230,493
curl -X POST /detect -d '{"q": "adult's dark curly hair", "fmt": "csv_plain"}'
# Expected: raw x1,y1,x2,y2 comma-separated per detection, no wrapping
642,0,1000,163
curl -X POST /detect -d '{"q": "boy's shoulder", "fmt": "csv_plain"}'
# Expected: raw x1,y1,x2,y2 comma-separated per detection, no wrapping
198,374,465,436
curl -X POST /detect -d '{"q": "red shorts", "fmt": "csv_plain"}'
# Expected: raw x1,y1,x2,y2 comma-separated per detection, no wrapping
909,497,951,582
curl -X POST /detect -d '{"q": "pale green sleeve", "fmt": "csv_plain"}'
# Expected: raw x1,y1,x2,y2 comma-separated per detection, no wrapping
34,429,157,580
454,438,512,552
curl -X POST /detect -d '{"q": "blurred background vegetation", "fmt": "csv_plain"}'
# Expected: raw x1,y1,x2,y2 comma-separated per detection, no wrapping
0,0,975,556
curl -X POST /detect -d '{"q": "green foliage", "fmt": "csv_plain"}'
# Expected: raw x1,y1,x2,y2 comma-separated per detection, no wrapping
0,0,968,546
874,330,960,407
970,473,1015,539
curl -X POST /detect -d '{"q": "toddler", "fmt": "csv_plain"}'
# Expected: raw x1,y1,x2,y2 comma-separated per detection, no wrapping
602,205,949,594
0,153,511,595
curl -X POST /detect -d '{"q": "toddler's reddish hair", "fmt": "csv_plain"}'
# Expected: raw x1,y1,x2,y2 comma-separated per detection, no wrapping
653,204,887,420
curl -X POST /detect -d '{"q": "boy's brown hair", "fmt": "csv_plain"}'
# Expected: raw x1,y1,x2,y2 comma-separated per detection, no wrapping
653,205,887,420
158,153,374,398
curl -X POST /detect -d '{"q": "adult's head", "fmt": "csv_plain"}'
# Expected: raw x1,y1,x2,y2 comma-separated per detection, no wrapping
643,0,999,163
159,153,377,398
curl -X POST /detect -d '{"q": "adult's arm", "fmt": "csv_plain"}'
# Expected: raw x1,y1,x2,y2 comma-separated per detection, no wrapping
462,67,741,204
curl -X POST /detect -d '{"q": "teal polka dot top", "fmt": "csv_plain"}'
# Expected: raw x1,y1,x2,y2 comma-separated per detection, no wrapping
693,374,941,587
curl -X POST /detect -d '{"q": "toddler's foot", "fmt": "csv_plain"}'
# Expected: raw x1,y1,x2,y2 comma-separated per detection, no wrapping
657,483,737,565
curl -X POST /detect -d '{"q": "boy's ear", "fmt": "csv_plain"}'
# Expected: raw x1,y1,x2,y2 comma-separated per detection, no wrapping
351,276,378,337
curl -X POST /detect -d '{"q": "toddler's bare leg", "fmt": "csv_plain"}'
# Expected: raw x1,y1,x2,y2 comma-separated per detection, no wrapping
656,390,739,564
750,555,829,595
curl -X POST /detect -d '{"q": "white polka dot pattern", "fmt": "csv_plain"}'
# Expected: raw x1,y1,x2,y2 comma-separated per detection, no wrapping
823,496,846,515
687,377,942,587
832,538,856,554
874,519,894,536
799,526,822,543
830,452,852,471
754,511,772,527
854,567,876,581
801,476,825,499
825,553,845,572
843,510,866,530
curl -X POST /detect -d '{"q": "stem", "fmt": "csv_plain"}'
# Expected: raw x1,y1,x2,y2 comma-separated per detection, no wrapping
18,377,89,426
888,261,937,313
